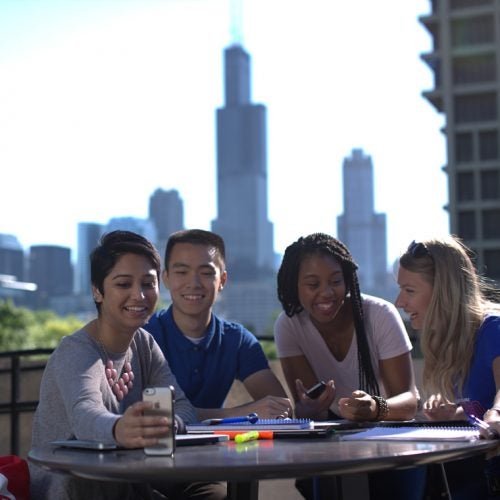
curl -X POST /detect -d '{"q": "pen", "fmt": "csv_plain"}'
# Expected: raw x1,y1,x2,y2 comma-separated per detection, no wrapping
201,412,259,426
467,414,499,439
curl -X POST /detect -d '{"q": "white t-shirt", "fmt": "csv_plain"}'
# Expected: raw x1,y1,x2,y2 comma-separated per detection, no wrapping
274,294,412,407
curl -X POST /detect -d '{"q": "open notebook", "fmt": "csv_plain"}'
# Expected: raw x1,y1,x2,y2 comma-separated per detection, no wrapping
341,425,480,442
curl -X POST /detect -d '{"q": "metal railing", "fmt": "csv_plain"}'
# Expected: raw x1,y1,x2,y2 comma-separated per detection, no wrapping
0,348,53,455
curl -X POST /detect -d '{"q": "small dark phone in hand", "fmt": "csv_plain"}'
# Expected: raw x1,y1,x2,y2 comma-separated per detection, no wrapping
306,381,327,399
143,386,175,456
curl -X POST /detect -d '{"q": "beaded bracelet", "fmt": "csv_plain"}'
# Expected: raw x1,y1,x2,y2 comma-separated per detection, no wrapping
372,395,389,421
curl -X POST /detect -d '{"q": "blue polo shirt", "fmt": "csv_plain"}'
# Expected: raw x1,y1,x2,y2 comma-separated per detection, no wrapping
461,315,500,418
144,306,270,408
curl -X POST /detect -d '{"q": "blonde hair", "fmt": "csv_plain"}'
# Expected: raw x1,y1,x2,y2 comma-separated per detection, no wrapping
399,235,500,402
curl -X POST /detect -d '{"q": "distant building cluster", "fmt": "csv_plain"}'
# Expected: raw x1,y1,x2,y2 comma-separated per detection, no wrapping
0,142,396,334
0,187,184,316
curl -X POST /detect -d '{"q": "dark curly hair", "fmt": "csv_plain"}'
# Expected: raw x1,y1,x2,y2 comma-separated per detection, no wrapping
277,232,380,395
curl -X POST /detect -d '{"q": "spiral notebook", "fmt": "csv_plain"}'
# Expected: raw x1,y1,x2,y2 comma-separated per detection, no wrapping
340,425,480,442
187,418,313,432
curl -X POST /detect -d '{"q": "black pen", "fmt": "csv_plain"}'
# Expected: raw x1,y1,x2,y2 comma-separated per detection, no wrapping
467,414,500,439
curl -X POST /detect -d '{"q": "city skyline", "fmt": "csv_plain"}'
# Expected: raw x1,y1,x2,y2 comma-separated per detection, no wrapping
0,0,448,268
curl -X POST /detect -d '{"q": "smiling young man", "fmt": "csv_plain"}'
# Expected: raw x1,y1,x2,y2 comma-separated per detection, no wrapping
144,229,291,420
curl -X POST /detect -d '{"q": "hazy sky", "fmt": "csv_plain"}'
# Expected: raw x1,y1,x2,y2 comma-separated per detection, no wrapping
0,0,447,266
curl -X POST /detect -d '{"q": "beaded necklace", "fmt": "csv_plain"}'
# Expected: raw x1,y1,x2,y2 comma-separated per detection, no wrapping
96,338,135,401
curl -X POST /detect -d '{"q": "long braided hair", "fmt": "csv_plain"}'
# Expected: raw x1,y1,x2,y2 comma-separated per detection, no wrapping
277,233,380,396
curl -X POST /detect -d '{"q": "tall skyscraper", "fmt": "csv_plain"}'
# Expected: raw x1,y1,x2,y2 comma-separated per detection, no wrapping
421,0,500,281
209,4,279,336
149,188,184,255
76,222,103,295
29,245,73,309
337,149,388,292
211,43,274,281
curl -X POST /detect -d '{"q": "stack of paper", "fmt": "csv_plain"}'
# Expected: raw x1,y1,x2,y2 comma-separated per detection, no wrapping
341,425,480,442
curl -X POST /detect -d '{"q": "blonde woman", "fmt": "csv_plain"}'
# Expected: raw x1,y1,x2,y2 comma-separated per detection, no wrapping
396,235,500,499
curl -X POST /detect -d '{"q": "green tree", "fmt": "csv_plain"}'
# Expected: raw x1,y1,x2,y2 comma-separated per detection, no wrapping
0,300,85,351
0,300,34,350
30,313,84,348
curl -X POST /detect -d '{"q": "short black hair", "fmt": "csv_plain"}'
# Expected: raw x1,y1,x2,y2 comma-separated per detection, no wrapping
90,230,161,311
164,229,226,269
277,232,380,396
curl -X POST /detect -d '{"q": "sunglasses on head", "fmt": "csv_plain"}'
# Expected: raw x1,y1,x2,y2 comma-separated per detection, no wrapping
408,240,431,258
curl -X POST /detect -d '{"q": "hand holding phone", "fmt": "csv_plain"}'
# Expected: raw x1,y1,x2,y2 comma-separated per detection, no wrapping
143,386,175,456
305,381,327,399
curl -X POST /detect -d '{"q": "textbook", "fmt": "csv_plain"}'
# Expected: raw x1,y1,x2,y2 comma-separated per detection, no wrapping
187,418,313,432
340,425,480,442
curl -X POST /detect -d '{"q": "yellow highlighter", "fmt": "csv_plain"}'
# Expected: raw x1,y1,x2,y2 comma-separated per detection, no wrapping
234,431,260,443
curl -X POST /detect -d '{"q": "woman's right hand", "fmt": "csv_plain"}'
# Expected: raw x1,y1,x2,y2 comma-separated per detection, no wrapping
423,394,458,421
113,401,172,449
294,379,335,419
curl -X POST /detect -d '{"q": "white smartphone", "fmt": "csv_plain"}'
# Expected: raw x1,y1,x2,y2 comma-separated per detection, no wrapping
142,386,175,456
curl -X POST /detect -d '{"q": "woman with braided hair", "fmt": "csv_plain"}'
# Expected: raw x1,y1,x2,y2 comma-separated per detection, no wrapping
274,232,419,422
274,233,424,500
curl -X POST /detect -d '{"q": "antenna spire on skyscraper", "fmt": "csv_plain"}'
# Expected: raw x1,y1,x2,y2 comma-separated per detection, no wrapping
230,0,244,45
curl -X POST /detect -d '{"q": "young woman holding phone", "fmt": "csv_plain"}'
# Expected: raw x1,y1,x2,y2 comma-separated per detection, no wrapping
29,230,225,500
